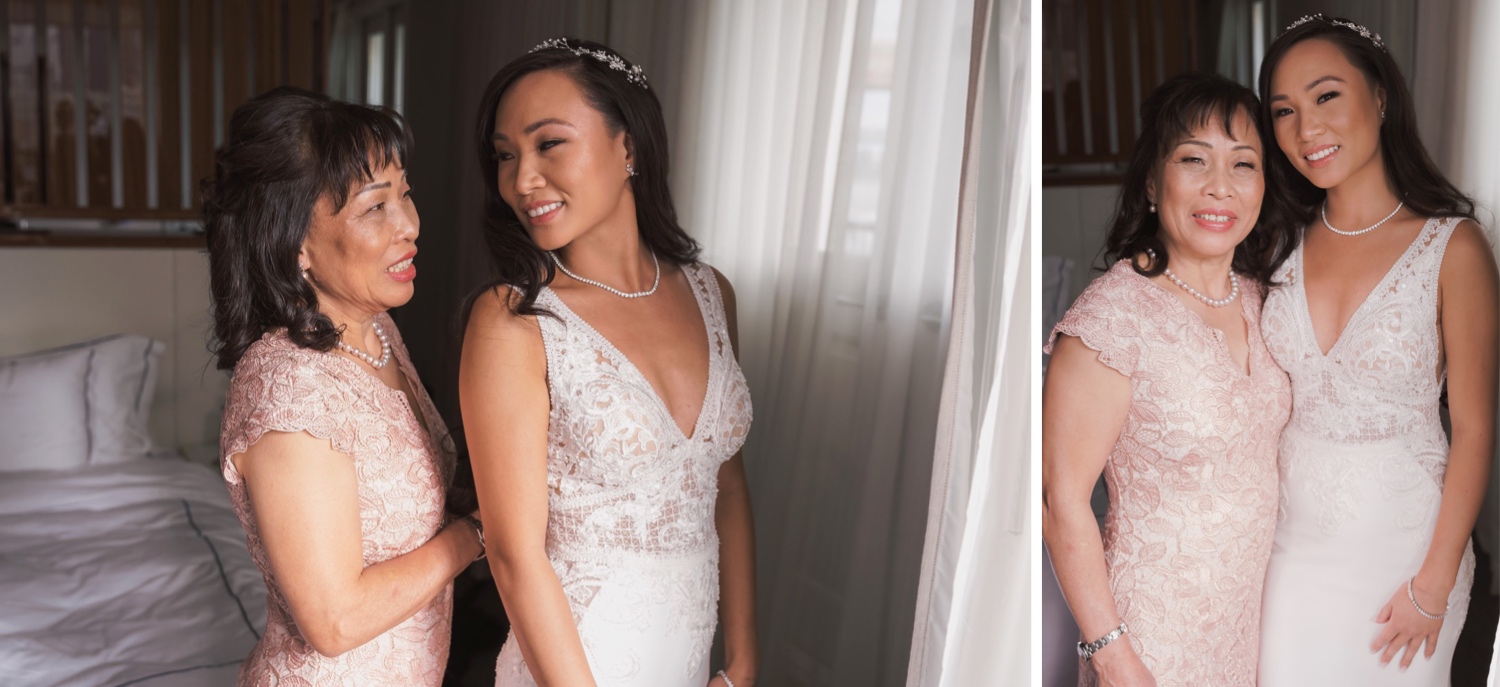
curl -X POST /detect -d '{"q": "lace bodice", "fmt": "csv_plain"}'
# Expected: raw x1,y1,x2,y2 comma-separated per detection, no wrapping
1046,260,1291,687
1263,217,1455,445
1262,217,1458,535
536,262,751,562
220,313,456,686
495,262,751,686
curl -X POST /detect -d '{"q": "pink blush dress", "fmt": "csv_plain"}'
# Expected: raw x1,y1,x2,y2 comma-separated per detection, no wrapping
220,313,456,687
1045,259,1292,686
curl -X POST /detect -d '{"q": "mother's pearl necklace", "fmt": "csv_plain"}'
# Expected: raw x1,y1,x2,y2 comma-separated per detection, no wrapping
1147,249,1240,308
336,320,392,369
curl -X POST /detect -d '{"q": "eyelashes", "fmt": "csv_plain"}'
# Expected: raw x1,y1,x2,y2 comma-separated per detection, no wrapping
1272,90,1343,118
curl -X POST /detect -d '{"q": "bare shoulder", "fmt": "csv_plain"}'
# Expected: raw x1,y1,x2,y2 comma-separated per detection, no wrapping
707,264,737,311
466,286,542,339
1440,219,1499,285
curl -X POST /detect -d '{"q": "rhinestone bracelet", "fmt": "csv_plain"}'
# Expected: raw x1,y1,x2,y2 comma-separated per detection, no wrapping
1078,622,1128,662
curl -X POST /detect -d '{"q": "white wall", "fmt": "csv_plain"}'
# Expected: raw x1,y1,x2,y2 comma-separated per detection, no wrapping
0,247,226,464
1041,183,1120,306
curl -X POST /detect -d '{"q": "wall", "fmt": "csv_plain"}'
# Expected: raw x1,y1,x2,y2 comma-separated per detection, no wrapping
0,247,226,464
1040,183,1119,306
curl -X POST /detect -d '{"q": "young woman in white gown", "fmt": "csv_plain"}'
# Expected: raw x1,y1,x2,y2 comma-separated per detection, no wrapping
1255,15,1498,684
459,39,758,687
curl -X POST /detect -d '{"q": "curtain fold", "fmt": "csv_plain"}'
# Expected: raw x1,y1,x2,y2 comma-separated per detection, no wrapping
905,0,1032,684
670,0,975,684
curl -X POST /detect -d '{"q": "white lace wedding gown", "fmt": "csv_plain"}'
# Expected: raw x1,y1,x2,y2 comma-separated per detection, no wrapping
493,262,752,687
1258,217,1474,685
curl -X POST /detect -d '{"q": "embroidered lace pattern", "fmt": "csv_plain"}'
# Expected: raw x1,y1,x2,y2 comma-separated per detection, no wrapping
1045,260,1292,687
1262,218,1456,536
494,262,752,686
220,313,456,687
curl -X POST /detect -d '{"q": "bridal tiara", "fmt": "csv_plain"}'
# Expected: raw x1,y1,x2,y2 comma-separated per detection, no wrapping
1284,14,1387,52
529,37,650,90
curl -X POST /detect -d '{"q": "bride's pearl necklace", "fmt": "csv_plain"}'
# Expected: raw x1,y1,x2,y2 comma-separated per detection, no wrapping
549,251,661,299
336,320,392,369
1322,200,1403,236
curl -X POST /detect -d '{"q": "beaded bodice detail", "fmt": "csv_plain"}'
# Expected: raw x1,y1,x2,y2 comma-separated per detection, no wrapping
493,262,752,686
1263,217,1455,446
1262,217,1457,534
536,262,751,562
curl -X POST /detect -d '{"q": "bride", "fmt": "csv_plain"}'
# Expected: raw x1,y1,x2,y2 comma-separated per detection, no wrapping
459,39,758,687
1256,15,1498,684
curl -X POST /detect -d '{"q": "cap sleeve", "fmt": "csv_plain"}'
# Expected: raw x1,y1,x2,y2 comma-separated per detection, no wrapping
220,340,363,484
1043,266,1146,378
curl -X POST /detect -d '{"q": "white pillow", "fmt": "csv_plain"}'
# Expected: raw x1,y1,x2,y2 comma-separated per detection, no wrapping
0,345,92,471
87,335,164,464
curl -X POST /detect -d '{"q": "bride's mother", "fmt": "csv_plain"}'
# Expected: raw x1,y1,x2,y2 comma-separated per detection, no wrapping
204,87,482,686
1042,73,1296,687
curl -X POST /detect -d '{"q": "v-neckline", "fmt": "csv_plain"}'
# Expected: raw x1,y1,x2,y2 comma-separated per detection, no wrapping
1128,263,1256,378
320,323,436,448
544,266,715,442
1298,217,1435,358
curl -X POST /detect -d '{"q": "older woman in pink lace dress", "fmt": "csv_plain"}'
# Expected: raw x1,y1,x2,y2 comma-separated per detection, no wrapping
1042,73,1297,687
204,88,483,686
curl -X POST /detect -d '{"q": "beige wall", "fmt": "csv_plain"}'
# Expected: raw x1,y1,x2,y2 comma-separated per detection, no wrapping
0,247,226,464
1041,184,1120,305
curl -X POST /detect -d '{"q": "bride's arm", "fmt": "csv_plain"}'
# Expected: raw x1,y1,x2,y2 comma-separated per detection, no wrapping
712,269,759,687
1416,220,1498,617
461,288,597,687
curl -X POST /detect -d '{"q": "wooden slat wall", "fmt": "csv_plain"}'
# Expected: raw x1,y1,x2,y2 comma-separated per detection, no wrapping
1043,0,1197,178
0,0,328,219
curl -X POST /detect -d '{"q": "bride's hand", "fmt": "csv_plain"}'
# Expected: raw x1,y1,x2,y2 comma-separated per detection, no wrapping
1371,580,1448,671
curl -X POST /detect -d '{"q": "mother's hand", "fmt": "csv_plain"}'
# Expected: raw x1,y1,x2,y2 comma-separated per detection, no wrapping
1091,641,1157,687
1371,579,1448,670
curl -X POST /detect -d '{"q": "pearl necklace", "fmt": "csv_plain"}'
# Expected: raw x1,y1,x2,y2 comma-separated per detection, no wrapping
1148,250,1239,308
1165,266,1239,307
549,251,661,299
1322,200,1403,236
336,320,392,369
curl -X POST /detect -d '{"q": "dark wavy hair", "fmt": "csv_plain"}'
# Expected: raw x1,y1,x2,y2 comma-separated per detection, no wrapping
1104,72,1298,284
203,86,412,370
1257,15,1476,227
466,37,699,321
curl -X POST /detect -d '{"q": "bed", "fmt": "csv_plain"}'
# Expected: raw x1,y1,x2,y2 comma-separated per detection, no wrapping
0,335,264,687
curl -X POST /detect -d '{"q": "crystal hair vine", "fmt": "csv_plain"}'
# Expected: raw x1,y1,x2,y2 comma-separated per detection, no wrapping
1284,14,1387,51
529,38,650,90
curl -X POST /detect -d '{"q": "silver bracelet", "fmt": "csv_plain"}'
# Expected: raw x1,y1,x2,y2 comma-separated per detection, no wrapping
717,669,735,687
1407,577,1449,620
462,515,486,562
1077,622,1128,662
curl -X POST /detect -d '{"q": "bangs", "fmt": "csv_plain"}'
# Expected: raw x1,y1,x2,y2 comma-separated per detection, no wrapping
307,103,411,212
1150,84,1259,160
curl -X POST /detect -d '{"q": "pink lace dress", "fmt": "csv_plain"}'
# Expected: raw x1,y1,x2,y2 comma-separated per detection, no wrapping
220,313,456,686
1046,259,1292,686
493,262,752,687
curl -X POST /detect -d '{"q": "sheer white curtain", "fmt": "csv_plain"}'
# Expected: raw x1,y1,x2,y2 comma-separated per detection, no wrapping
667,1,974,684
905,0,1031,685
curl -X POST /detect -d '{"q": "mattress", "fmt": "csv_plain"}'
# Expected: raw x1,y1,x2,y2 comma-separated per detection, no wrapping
0,457,265,686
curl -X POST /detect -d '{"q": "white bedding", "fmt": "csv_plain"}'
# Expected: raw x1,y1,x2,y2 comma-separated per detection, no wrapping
0,457,266,686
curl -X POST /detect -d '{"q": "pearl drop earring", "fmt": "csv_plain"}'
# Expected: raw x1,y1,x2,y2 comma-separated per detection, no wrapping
1149,203,1157,213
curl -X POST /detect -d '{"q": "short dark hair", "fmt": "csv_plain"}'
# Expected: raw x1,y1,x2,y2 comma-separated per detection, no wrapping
202,86,412,370
1257,15,1476,228
465,38,700,323
1103,72,1298,285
